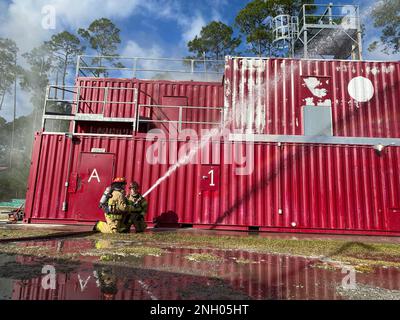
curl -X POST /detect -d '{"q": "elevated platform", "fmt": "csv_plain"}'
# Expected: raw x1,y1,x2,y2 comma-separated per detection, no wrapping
41,78,225,137
76,55,224,81
273,3,362,59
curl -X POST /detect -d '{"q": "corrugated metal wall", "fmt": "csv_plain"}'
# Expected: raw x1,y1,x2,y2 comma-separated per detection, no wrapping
225,58,400,137
76,78,136,118
25,58,400,235
75,78,224,134
24,134,400,234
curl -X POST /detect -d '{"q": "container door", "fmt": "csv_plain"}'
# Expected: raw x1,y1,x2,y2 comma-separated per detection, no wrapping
73,152,115,221
200,165,220,192
199,165,220,224
159,96,188,133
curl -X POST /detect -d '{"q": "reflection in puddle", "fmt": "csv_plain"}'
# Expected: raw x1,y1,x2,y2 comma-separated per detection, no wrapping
0,238,399,300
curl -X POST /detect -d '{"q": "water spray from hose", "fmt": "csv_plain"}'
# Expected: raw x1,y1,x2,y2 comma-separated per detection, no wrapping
142,121,230,198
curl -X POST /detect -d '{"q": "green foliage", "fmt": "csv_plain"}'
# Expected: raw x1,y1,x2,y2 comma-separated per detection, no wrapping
187,21,241,60
1,18,122,201
46,31,83,58
235,0,276,56
78,18,121,56
45,31,84,88
0,115,33,201
0,39,29,201
269,0,314,17
78,18,123,76
0,116,9,164
20,44,53,131
0,166,30,201
369,0,400,54
0,38,19,111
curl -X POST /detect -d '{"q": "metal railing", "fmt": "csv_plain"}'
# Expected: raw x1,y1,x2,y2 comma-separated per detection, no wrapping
297,4,360,32
136,104,224,133
272,15,299,50
75,55,225,81
42,85,225,136
44,85,137,116
42,85,138,134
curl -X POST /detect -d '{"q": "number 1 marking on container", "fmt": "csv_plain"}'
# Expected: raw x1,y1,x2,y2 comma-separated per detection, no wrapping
208,169,215,186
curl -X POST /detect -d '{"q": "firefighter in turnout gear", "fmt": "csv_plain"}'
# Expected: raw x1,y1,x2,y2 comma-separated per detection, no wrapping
121,181,148,233
94,177,129,233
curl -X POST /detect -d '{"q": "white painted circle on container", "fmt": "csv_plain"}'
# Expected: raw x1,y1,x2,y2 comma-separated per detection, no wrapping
347,76,374,102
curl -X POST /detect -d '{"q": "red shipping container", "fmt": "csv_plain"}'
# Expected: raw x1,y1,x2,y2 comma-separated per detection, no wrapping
225,57,399,137
24,58,400,235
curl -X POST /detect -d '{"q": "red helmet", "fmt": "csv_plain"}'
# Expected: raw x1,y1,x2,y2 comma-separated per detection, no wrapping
112,177,127,184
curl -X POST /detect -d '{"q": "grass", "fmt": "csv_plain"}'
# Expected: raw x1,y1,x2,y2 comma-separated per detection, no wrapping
185,253,222,263
91,246,167,258
0,229,62,240
88,232,400,269
235,258,254,264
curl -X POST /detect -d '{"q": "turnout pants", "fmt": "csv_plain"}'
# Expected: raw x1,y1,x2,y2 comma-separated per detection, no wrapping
96,213,125,234
121,212,147,233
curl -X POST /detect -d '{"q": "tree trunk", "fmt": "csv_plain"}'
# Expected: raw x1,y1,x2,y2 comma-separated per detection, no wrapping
0,91,5,111
62,55,68,100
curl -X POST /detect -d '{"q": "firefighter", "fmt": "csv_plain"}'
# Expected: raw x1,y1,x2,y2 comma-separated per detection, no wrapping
121,181,148,233
94,177,129,233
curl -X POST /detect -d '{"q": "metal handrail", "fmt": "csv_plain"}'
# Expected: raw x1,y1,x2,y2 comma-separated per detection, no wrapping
43,85,137,124
42,86,225,135
137,104,224,133
76,55,225,79
78,66,223,74
139,104,224,110
79,55,223,63
298,3,360,31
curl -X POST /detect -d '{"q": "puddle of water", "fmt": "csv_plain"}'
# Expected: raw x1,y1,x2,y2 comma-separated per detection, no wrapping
1,238,400,300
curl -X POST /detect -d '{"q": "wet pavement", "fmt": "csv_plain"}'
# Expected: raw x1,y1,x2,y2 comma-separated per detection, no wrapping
1,237,400,300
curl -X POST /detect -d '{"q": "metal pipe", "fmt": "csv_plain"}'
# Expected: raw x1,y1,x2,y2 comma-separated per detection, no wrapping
133,58,137,78
304,30,308,59
62,133,75,212
132,87,138,134
178,106,183,133
102,87,109,116
75,55,81,78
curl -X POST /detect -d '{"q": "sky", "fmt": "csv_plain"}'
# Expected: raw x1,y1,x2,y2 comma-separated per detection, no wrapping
0,0,399,121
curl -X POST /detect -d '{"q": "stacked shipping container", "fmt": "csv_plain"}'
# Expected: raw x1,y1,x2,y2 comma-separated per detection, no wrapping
25,57,400,235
